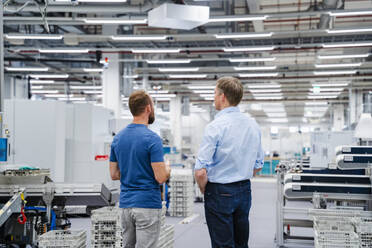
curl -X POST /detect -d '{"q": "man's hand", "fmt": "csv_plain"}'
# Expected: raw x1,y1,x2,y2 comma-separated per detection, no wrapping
110,162,120,180
254,168,262,177
195,168,208,194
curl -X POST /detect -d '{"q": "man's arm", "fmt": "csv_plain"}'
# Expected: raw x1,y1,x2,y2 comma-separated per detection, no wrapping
253,167,262,176
195,168,208,194
110,162,121,180
151,162,171,184
253,132,264,177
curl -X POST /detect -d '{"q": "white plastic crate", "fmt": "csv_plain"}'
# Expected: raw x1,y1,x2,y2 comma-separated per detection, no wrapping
313,216,355,232
38,230,86,248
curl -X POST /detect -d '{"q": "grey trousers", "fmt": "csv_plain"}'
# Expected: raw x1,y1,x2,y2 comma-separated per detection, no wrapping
121,208,162,248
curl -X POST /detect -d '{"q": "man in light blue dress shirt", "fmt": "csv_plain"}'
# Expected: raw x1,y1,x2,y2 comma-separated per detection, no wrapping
195,77,264,248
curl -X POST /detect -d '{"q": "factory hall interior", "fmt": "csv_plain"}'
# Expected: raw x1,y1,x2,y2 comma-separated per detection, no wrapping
1,0,372,247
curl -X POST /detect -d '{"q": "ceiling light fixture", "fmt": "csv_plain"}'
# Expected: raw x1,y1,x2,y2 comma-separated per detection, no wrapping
322,43,372,48
312,82,349,87
123,75,139,79
254,96,283,100
150,94,177,98
234,66,277,71
158,67,199,72
131,48,181,54
30,80,55,84
239,73,279,77
31,86,43,90
200,94,215,98
5,67,49,72
313,70,357,75
188,86,215,90
215,32,273,39
266,112,287,117
5,34,63,40
111,35,167,41
168,74,207,79
146,59,191,64
154,97,171,101
83,18,147,24
148,90,169,94
29,74,69,79
70,86,102,90
229,57,276,62
318,54,370,59
315,63,362,68
328,10,372,16
83,91,103,94
209,15,268,22
307,95,338,99
269,118,288,123
250,89,282,93
310,88,344,92
224,46,275,52
83,68,104,73
326,28,372,34
193,90,215,94
31,90,59,94
247,84,281,89
305,101,328,105
38,49,90,53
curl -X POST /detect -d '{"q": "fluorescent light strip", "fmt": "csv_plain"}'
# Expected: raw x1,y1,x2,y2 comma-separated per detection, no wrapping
31,86,43,90
329,11,372,16
146,59,191,64
150,94,176,98
315,63,361,68
70,86,102,90
313,70,357,75
322,43,372,48
131,48,181,54
229,57,276,62
254,96,283,100
44,94,73,98
154,97,171,101
6,67,49,72
318,54,370,59
247,84,281,89
168,74,207,79
188,86,215,90
200,94,215,98
239,73,279,77
30,80,55,84
253,93,282,97
29,74,69,79
269,118,288,123
305,101,328,105
111,35,167,41
327,28,372,34
83,68,104,73
234,66,277,71
158,67,199,72
224,46,275,52
31,90,59,94
83,90,102,94
5,34,63,40
310,88,344,92
250,89,281,93
194,90,215,94
39,49,89,53
59,97,86,101
266,113,287,117
312,83,349,87
123,75,139,79
307,95,338,99
215,32,273,39
83,18,147,24
209,15,268,22
204,97,214,101
147,90,169,94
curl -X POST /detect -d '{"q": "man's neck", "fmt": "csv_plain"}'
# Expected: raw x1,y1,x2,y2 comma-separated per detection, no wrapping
219,104,232,111
132,116,148,126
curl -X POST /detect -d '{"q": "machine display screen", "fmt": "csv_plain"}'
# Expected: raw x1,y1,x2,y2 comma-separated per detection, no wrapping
0,138,7,162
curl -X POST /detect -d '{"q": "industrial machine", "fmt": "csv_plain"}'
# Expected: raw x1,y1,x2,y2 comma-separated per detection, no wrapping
275,114,372,248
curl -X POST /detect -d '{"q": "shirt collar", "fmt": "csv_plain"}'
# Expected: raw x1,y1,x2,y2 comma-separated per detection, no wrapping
215,106,240,119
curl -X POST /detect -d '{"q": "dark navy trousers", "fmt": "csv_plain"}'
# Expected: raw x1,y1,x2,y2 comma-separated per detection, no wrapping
204,180,252,248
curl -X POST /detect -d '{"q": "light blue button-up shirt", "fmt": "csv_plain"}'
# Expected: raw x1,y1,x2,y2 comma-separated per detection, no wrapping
195,106,264,184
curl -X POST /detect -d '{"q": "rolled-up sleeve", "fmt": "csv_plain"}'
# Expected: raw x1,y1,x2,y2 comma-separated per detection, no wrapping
254,132,264,169
195,124,219,170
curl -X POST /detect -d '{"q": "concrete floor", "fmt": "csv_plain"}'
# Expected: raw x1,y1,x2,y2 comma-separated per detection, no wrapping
71,177,280,248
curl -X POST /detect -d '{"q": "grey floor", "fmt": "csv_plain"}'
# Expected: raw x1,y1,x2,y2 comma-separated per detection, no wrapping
71,177,279,248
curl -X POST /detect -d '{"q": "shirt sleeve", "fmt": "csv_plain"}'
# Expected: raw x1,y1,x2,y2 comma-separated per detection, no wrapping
254,132,264,169
149,135,164,163
110,142,118,163
195,124,220,170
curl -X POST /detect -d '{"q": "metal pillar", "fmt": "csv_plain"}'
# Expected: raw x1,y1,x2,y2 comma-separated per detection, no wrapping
0,1,4,137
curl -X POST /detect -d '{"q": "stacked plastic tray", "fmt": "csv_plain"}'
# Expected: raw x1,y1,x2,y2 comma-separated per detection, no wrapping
169,168,194,217
90,206,123,248
38,230,87,248
353,217,372,248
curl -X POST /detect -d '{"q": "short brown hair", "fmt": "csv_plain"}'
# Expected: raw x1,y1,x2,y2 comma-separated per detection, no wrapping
216,77,243,106
129,90,152,116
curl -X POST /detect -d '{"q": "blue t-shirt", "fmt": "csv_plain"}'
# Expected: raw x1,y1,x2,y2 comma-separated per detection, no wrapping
110,123,164,209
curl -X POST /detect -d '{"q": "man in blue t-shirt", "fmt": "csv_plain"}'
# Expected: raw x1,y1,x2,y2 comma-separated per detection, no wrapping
109,90,171,248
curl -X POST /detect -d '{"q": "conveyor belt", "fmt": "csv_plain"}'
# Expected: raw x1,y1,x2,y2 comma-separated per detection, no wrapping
337,154,372,170
284,182,372,199
284,173,371,184
0,183,111,206
336,146,372,155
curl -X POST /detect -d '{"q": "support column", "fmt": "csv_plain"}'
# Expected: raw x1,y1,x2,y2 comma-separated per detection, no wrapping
349,89,363,124
0,1,4,136
332,104,344,131
102,54,121,119
170,96,182,151
102,25,121,118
